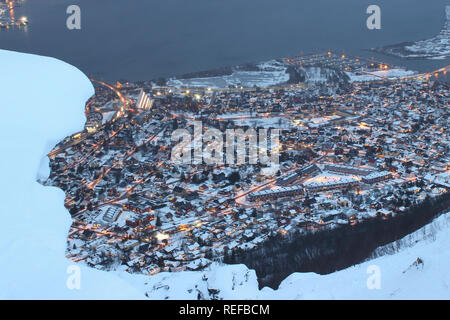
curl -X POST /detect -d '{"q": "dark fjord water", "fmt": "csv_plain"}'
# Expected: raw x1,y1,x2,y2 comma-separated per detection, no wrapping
1,0,449,81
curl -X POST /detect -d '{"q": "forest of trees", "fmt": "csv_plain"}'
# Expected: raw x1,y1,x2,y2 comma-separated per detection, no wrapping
224,192,450,289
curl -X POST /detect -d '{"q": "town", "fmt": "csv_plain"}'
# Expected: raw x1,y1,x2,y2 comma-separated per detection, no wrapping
45,52,450,276
0,0,28,30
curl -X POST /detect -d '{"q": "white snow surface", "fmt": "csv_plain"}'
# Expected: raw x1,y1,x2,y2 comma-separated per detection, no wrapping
1,49,449,299
0,50,143,299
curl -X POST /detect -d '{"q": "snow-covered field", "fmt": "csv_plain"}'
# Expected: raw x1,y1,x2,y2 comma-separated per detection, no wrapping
375,6,450,60
1,49,449,299
167,60,289,89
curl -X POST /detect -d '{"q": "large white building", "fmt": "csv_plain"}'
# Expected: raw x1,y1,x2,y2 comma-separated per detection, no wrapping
136,90,153,110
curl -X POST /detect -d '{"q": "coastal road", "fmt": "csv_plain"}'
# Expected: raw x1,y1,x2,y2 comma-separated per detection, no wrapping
48,78,129,158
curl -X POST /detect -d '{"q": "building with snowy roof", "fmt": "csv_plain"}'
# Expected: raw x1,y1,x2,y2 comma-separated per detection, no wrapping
362,171,392,184
325,164,374,176
248,185,305,202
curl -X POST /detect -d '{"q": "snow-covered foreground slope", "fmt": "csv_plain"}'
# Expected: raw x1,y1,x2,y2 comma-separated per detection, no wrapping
120,211,450,300
0,49,449,299
0,50,143,299
268,211,450,299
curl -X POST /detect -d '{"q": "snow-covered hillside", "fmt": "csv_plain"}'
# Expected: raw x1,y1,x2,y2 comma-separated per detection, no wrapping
0,49,448,299
0,50,143,299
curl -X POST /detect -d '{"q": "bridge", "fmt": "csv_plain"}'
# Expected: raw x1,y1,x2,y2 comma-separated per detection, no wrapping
401,65,449,81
